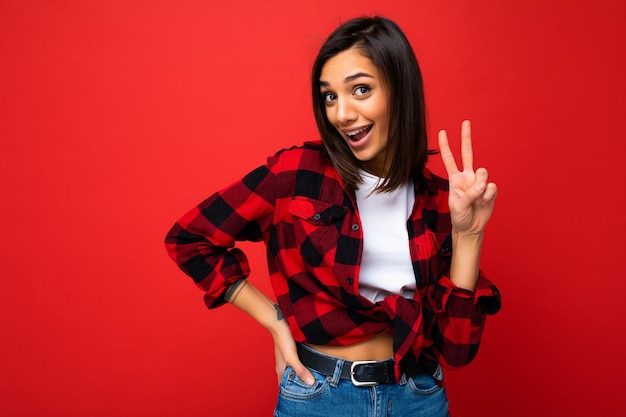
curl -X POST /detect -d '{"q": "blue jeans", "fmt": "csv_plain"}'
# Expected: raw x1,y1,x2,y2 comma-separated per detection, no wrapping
274,348,450,417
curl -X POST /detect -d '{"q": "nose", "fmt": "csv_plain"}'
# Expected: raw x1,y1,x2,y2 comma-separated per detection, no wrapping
335,97,357,125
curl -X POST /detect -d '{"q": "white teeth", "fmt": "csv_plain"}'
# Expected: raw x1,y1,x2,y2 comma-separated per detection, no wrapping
345,126,370,136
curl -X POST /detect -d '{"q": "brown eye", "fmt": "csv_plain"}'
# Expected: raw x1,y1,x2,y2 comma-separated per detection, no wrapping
322,92,337,103
354,86,371,96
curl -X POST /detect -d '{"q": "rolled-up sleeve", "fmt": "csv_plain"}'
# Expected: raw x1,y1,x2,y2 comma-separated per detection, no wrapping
424,272,501,368
164,157,280,308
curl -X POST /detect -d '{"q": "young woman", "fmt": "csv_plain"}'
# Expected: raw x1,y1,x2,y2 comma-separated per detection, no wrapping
165,16,500,417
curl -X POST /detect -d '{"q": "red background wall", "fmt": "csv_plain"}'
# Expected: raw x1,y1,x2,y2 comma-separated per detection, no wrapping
1,1,625,416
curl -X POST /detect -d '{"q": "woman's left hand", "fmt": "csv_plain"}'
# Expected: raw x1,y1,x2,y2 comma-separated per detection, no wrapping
438,120,498,236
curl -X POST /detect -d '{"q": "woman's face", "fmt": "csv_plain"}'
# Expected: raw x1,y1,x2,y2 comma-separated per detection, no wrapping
320,48,391,177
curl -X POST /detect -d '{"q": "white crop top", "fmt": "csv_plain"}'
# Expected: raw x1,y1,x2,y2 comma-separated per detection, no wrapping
355,170,416,304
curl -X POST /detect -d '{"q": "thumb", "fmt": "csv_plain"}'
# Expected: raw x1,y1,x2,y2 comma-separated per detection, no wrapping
289,359,315,386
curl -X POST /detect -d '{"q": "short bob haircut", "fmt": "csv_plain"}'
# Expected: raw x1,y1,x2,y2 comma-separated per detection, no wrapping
312,16,433,192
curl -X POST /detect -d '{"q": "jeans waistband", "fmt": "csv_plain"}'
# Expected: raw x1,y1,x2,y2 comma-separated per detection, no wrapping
296,343,428,386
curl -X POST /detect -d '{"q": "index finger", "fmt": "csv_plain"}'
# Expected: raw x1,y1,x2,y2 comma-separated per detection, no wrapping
438,129,459,176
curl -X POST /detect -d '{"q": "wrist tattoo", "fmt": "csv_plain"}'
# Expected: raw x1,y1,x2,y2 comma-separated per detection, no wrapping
273,304,285,321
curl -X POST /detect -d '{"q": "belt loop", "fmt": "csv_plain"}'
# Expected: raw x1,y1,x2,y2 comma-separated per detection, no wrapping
399,371,408,386
432,363,444,386
330,358,345,387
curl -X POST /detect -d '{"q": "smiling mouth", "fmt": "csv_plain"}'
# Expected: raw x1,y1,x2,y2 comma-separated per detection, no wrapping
345,125,373,142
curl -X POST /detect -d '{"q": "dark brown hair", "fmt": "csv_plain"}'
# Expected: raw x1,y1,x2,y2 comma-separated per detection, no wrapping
312,16,433,192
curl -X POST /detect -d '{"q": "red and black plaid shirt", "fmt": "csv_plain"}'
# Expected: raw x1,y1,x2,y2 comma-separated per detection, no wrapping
165,141,501,380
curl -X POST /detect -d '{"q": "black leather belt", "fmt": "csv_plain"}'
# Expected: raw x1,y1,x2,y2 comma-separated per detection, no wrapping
297,343,421,386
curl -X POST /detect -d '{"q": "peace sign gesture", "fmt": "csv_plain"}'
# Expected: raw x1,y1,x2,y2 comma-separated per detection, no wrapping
438,120,498,236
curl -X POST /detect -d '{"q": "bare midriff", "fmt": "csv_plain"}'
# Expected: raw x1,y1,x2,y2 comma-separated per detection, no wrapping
305,333,394,361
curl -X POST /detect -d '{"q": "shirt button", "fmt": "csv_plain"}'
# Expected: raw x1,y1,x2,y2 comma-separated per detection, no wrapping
351,224,359,231
346,277,354,285
313,213,321,221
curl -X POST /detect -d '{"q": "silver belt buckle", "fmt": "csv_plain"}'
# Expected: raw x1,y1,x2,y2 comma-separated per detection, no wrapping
350,360,379,386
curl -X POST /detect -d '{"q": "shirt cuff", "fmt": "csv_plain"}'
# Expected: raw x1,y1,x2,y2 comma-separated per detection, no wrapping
434,274,501,319
203,248,251,309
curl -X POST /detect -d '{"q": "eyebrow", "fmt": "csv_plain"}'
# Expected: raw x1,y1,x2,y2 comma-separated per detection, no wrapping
319,72,374,87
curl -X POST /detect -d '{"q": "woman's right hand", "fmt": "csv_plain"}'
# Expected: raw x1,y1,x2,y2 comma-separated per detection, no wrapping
225,279,315,386
272,318,315,386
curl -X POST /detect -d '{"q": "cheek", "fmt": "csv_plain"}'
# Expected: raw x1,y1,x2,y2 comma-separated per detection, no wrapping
374,111,389,137
372,98,389,126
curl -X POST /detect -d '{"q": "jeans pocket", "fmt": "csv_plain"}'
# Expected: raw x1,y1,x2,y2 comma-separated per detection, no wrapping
406,372,445,396
279,367,330,401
